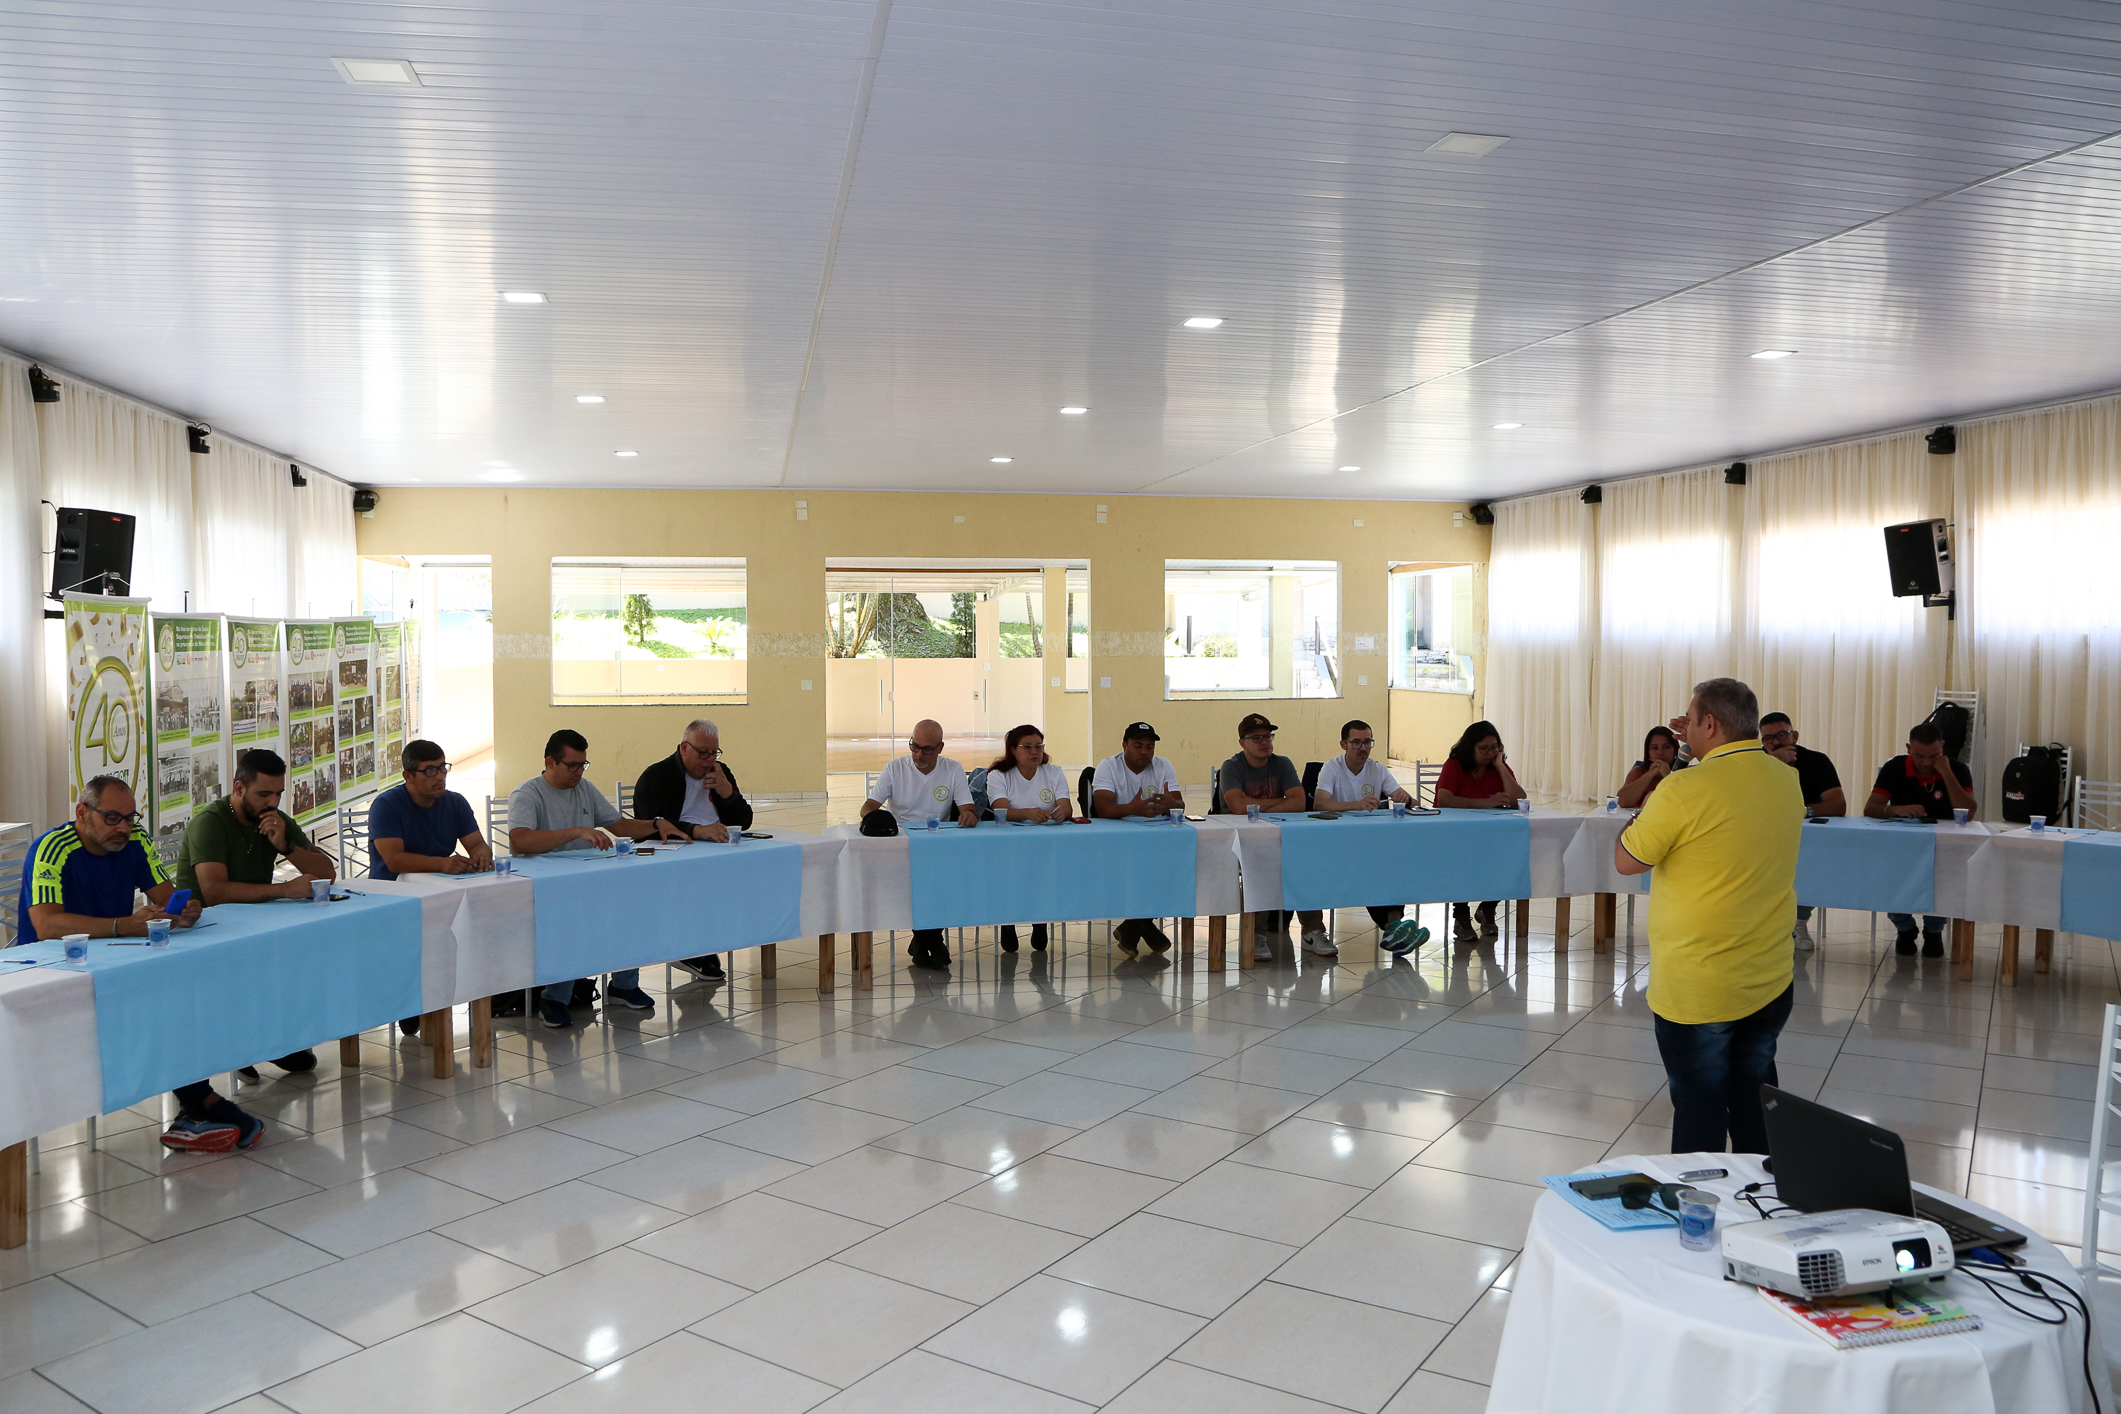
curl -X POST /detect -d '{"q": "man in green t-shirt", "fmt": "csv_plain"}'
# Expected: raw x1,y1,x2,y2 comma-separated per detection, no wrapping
174,747,340,1076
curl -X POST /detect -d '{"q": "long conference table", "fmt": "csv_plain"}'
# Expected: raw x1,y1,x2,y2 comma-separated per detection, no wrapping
2,809,2117,1247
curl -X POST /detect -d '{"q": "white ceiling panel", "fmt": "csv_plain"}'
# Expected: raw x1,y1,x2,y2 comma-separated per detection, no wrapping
5,0,2121,497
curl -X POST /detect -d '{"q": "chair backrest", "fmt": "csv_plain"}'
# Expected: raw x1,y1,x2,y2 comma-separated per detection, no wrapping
484,794,511,856
615,780,633,817
1301,761,1323,811
1412,761,1442,808
1208,765,1226,815
1076,765,1096,820
0,830,31,947
2080,777,2121,834
969,766,992,819
863,770,880,804
334,800,372,878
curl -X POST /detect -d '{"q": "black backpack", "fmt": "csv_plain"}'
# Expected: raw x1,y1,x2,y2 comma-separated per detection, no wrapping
2001,745,2068,824
1921,701,1973,762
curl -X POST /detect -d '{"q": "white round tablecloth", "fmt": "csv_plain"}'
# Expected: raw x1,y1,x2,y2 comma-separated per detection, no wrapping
1487,1153,2109,1414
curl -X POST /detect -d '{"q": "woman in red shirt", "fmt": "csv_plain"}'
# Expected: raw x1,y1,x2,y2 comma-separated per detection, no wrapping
1435,720,1526,941
1615,724,1688,809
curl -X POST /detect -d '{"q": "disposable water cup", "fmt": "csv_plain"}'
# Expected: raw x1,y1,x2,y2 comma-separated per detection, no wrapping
1607,797,1618,813
2031,815,2048,832
62,934,89,963
615,837,635,856
146,917,172,948
1953,808,1970,825
1516,798,1532,814
1391,800,1406,820
927,815,940,833
495,856,512,876
728,824,742,845
1247,804,1261,823
311,879,331,904
1677,1189,1719,1251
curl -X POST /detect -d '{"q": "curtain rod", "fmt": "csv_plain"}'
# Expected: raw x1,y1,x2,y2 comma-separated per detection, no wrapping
0,341,353,491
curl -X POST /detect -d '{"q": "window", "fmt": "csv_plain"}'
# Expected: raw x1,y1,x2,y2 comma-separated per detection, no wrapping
996,580,1043,658
1164,561,1340,699
1390,564,1476,693
824,592,976,658
552,558,746,704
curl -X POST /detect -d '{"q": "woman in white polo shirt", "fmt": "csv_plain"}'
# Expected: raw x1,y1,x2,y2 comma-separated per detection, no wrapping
985,723,1073,951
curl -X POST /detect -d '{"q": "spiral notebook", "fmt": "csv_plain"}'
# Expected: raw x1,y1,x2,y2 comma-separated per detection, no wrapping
1757,1285,1983,1348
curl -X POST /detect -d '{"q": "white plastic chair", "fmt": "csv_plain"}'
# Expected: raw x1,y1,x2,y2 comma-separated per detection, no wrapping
2077,776,2119,833
333,800,372,879
1412,761,1442,808
2079,1002,2121,1274
616,780,633,817
484,795,511,857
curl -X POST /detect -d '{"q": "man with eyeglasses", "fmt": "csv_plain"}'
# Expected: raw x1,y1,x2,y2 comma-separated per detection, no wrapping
630,718,755,981
1220,712,1323,961
1313,718,1426,955
509,729,684,1027
19,776,267,1152
1759,712,1844,953
861,719,977,968
368,739,493,1035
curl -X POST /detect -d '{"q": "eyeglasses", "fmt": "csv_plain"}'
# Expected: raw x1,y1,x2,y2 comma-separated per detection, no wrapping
410,763,452,778
554,758,590,772
88,808,141,826
1345,737,1375,748
908,742,943,755
681,742,721,760
1761,730,1794,746
1242,732,1275,744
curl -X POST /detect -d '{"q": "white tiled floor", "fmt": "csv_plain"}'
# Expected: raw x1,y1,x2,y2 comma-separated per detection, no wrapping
10,788,2121,1410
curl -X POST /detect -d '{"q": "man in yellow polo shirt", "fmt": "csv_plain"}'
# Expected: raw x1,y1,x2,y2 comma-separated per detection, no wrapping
1615,677,1803,1154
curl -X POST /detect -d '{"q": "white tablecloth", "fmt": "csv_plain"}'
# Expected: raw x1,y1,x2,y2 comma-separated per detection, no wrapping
1561,812,1650,896
1489,1152,2107,1414
0,966,102,1143
351,874,537,1009
1968,830,2070,931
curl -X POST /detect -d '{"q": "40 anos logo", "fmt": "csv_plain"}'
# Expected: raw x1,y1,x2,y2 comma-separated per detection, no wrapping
156,622,176,673
74,655,137,783
232,627,250,669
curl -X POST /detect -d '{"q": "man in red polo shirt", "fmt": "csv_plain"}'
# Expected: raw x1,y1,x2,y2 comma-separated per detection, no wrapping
1865,721,1977,956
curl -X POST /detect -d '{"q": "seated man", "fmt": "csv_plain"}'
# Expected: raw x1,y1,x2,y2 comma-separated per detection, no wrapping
1090,721,1184,957
1761,711,1844,952
509,729,683,1027
1864,721,1976,958
177,747,338,1076
629,717,755,982
369,738,493,1035
1312,718,1425,954
861,719,977,969
1220,713,1329,962
22,776,262,1151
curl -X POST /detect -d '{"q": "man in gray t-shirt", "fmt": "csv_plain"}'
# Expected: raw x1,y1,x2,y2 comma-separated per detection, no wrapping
1219,712,1338,962
507,730,680,1029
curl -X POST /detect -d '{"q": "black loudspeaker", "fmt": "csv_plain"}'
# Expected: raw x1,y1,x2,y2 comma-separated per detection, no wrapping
1883,518,1953,598
51,507,137,597
1581,484,1602,504
1468,502,1495,525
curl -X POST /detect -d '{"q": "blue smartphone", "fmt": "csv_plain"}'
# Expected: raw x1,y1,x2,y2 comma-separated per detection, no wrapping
164,889,191,915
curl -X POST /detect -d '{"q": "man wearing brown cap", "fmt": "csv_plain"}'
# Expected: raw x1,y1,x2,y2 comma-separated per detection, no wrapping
1220,713,1333,961
1090,721,1184,955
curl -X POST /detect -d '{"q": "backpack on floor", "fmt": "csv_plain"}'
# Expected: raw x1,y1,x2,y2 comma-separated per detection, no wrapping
2001,745,2068,824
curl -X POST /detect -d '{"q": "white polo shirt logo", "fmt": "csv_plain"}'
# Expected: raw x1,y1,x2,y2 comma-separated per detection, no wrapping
1038,787,1055,804
933,782,949,802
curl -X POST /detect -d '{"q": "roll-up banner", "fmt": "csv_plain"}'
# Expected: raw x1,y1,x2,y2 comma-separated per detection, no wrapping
226,618,285,769
149,614,228,867
285,619,338,827
334,617,377,802
64,593,151,807
373,622,405,777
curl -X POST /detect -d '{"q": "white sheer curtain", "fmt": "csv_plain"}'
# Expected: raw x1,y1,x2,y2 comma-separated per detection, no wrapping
1958,399,2121,802
1488,490,1597,802
35,382,194,611
0,354,52,827
1594,469,1734,795
289,474,357,619
1740,435,1946,796
193,440,295,618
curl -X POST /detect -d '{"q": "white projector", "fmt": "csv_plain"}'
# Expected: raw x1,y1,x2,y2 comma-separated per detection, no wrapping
1721,1209,1955,1299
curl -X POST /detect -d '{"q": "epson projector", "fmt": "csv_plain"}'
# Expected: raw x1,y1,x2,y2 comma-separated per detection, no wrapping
1721,1209,1955,1299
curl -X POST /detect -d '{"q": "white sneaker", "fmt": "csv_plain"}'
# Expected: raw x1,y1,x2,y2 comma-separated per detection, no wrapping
1792,919,1815,952
1252,936,1275,962
1302,929,1339,957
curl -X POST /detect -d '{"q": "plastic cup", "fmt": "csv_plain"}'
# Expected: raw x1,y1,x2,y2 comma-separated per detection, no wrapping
62,934,89,963
146,917,171,948
1606,797,1617,813
311,879,331,904
1391,800,1406,820
1516,798,1532,814
1247,803,1261,823
1953,808,1970,825
2030,815,2048,833
728,824,742,845
1676,1188,1719,1251
494,856,512,876
927,815,940,833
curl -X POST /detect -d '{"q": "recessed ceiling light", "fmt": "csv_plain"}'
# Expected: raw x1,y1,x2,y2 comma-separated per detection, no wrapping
614,450,639,457
575,394,605,404
1338,465,1361,472
1751,348,1797,360
500,291,546,304
1492,422,1523,430
1183,317,1224,329
1059,406,1088,415
990,456,1014,464
477,469,523,483
331,57,421,86
1426,131,1510,157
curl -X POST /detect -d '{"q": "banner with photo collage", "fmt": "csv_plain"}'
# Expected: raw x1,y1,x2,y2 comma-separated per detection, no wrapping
284,620,339,828
373,622,405,778
226,618,285,777
334,617,378,803
148,615,228,868
63,593,151,808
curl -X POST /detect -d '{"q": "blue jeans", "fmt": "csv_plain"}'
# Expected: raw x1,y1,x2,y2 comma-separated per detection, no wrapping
543,970,639,1006
1887,913,1946,936
1653,985,1793,1155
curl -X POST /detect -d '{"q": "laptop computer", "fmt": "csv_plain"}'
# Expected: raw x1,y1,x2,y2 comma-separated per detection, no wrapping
1759,1085,2027,1254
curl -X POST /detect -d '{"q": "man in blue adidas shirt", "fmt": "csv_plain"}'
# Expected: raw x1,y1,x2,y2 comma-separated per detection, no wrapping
16,775,265,1153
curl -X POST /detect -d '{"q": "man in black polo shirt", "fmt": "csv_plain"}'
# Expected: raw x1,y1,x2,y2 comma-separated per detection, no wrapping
1865,721,1977,957
630,718,755,982
1761,712,1843,952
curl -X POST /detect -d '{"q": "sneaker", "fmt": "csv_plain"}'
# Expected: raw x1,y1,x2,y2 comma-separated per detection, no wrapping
1113,920,1142,956
272,1049,319,1073
236,1066,261,1082
159,1116,240,1153
1452,905,1477,943
999,925,1020,953
609,986,655,1011
1252,932,1275,962
1473,903,1499,941
674,955,725,980
1030,924,1048,951
198,1098,268,1151
1381,919,1428,957
232,1111,267,1149
538,998,574,1030
571,978,601,1006
1792,919,1814,952
398,1015,421,1037
1922,932,1945,959
1142,922,1173,954
1894,929,1918,956
918,947,952,970
1302,929,1339,957
489,990,527,1018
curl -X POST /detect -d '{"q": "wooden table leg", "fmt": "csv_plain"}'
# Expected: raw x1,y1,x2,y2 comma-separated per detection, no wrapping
470,996,493,1070
1514,900,1530,941
761,943,778,981
1594,893,1615,953
818,934,836,996
1240,912,1257,970
853,932,873,991
2035,928,2054,975
0,1141,25,1250
2001,924,2020,987
1952,919,1975,982
426,1008,454,1079
338,1035,361,1068
1208,915,1227,971
1553,897,1571,953
1180,916,1195,961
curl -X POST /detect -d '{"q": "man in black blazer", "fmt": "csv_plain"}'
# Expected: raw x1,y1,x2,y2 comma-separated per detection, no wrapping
631,719,757,981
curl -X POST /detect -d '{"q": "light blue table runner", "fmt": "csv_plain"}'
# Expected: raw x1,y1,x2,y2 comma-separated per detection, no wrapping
1275,811,1533,910
1794,817,1934,912
2062,832,2121,940
906,819,1197,928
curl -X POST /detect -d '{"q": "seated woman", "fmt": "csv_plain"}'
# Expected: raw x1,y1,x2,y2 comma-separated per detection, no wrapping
985,723,1074,952
1615,724,1688,809
1434,720,1527,942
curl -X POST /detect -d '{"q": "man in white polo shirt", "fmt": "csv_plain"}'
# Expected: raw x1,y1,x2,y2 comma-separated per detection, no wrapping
1090,721,1184,956
861,718,978,968
1313,718,1427,955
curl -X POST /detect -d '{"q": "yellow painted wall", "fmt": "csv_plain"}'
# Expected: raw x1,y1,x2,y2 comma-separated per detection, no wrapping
355,490,1488,794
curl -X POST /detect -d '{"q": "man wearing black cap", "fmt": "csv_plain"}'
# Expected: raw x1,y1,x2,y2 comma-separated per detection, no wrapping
1090,722,1184,955
1220,712,1328,961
